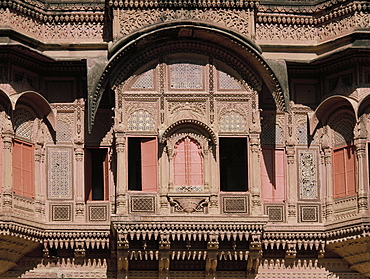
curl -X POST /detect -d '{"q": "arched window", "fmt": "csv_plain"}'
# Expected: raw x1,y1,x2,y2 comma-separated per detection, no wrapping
174,137,203,186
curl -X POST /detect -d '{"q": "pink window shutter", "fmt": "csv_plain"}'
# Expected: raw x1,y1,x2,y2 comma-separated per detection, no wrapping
22,143,34,198
85,149,93,200
333,148,346,198
12,141,22,195
174,140,186,186
141,138,158,192
345,145,356,196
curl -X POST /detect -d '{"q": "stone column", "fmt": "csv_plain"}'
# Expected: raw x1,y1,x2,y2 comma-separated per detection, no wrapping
249,132,262,216
159,144,170,215
2,130,13,209
355,138,368,214
74,144,85,221
34,144,43,217
286,143,297,223
323,147,334,221
115,132,127,214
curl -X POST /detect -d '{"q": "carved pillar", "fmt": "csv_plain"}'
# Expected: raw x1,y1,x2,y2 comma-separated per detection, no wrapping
2,131,13,209
249,132,262,215
355,138,368,213
286,143,297,222
34,144,42,217
323,147,334,220
159,145,171,215
74,145,85,221
115,132,127,214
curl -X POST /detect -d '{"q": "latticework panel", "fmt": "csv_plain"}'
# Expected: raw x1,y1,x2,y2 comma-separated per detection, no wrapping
169,63,203,89
218,71,242,90
130,196,156,213
51,204,72,221
13,108,34,140
329,112,355,146
299,205,319,222
128,110,154,131
47,81,73,102
56,120,72,142
219,112,246,132
222,196,248,213
261,123,283,145
131,69,154,89
87,205,108,222
48,148,72,199
265,205,284,222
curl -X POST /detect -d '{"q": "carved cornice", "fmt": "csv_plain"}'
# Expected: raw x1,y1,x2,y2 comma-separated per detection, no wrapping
0,0,105,23
109,0,259,8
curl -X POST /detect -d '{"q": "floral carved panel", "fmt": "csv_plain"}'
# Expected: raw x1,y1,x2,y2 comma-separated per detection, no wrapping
299,150,318,200
117,9,251,38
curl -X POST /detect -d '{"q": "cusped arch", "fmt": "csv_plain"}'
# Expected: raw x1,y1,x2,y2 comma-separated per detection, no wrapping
161,119,217,146
309,95,358,136
11,91,56,130
89,22,289,132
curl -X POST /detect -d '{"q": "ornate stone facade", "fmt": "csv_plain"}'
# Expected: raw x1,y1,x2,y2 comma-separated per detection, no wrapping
1,0,370,278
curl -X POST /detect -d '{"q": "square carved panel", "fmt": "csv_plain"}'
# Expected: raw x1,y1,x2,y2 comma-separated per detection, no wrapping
299,205,319,222
130,196,155,213
222,196,248,213
265,205,284,222
88,205,108,222
51,204,72,222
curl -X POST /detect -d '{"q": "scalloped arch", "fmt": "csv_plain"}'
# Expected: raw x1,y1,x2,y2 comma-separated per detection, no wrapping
161,119,217,145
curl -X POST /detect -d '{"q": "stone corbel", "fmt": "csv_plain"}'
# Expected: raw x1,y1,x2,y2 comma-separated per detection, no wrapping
247,234,262,275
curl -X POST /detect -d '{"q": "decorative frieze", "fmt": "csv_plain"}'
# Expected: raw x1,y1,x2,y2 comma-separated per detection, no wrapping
116,9,252,38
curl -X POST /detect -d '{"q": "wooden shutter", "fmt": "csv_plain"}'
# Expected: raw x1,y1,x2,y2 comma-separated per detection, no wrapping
345,146,356,196
0,139,2,190
333,146,356,198
188,139,203,186
104,150,110,200
85,149,93,200
13,140,34,198
261,148,285,202
174,137,203,187
13,141,22,195
22,143,34,198
141,138,157,192
174,139,186,186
